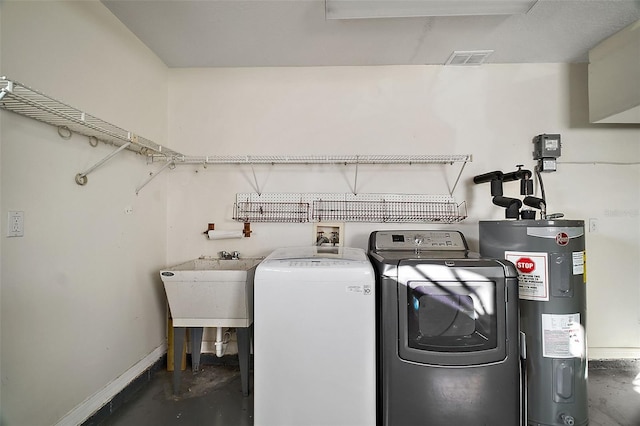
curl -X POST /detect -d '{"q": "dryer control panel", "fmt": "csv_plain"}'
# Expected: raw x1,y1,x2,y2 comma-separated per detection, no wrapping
371,230,468,251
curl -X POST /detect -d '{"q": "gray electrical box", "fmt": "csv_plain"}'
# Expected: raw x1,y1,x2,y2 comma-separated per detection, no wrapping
533,134,562,172
533,134,562,159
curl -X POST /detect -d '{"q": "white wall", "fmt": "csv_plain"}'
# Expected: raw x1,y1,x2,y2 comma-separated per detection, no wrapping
1,1,169,425
167,66,640,358
1,2,639,424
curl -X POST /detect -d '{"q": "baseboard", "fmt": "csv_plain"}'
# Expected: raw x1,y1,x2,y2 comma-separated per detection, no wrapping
55,343,167,426
588,347,640,360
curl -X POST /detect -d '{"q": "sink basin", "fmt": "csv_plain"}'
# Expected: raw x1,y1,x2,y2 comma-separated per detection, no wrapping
160,257,263,327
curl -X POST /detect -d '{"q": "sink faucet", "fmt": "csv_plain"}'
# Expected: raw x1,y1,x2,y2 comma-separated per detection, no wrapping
219,251,240,260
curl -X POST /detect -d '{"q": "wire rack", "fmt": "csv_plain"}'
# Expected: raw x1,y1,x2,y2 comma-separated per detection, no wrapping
233,193,467,223
312,200,467,223
170,154,471,164
233,202,310,223
0,76,471,194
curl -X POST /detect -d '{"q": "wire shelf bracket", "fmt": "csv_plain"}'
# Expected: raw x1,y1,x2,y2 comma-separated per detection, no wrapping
135,160,176,195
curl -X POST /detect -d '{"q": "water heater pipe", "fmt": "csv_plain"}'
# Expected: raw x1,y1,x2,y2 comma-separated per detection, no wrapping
492,196,523,219
472,170,503,184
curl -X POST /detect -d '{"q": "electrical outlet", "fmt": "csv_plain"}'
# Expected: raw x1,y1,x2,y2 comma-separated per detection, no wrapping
7,211,24,237
589,218,598,233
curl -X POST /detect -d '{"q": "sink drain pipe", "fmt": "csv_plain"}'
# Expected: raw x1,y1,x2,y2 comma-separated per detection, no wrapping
215,327,231,357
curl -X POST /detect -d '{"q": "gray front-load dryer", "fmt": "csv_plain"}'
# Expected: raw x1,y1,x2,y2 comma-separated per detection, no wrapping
368,230,523,426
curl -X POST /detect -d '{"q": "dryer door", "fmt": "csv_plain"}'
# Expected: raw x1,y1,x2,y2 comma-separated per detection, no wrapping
397,261,507,366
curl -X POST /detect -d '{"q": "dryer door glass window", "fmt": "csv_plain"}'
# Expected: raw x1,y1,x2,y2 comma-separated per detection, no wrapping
407,281,497,353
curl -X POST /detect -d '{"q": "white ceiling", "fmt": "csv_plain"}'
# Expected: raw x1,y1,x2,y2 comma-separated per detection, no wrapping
102,0,640,67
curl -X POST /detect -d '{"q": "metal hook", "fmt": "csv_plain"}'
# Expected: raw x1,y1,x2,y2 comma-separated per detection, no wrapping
75,173,88,186
58,125,72,140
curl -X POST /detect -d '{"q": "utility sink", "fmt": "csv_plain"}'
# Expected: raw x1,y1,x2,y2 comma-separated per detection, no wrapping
160,257,263,328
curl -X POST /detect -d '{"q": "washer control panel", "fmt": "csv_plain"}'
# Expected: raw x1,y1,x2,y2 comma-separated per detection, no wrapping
372,230,468,251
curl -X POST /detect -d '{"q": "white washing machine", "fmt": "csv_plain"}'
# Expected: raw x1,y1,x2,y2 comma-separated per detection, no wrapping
254,246,376,426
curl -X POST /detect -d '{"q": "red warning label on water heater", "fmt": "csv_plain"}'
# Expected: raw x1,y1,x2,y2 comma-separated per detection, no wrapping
515,257,535,274
505,251,549,301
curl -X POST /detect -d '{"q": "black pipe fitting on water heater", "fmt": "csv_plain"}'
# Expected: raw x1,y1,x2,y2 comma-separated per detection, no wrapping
522,196,547,220
474,167,535,219
502,169,531,182
523,196,545,210
473,171,504,196
472,171,504,184
521,179,534,196
492,196,522,219
503,165,533,195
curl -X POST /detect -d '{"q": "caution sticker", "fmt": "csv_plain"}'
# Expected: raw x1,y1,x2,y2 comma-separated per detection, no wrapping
541,313,584,358
572,251,585,275
505,251,549,301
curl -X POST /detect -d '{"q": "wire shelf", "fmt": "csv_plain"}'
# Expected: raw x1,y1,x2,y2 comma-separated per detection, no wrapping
0,77,182,158
312,200,467,223
0,76,471,194
172,154,471,165
233,202,310,223
233,193,467,223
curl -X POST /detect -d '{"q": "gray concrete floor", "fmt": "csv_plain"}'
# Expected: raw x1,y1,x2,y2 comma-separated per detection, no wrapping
588,360,640,426
98,364,252,426
98,360,640,426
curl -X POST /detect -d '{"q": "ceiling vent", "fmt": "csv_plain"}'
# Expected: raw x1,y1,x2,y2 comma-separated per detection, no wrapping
445,50,494,66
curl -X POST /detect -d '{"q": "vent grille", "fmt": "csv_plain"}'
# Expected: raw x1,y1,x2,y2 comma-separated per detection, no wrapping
445,50,494,66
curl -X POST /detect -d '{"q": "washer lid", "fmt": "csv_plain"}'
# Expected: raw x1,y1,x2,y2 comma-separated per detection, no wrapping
264,246,367,262
256,246,374,281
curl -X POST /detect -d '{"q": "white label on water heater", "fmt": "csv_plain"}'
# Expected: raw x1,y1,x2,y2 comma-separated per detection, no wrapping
572,251,585,275
505,251,549,301
541,313,584,358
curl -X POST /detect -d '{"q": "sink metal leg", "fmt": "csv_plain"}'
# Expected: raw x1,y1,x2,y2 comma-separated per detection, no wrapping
191,327,204,372
237,325,252,396
173,327,186,395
